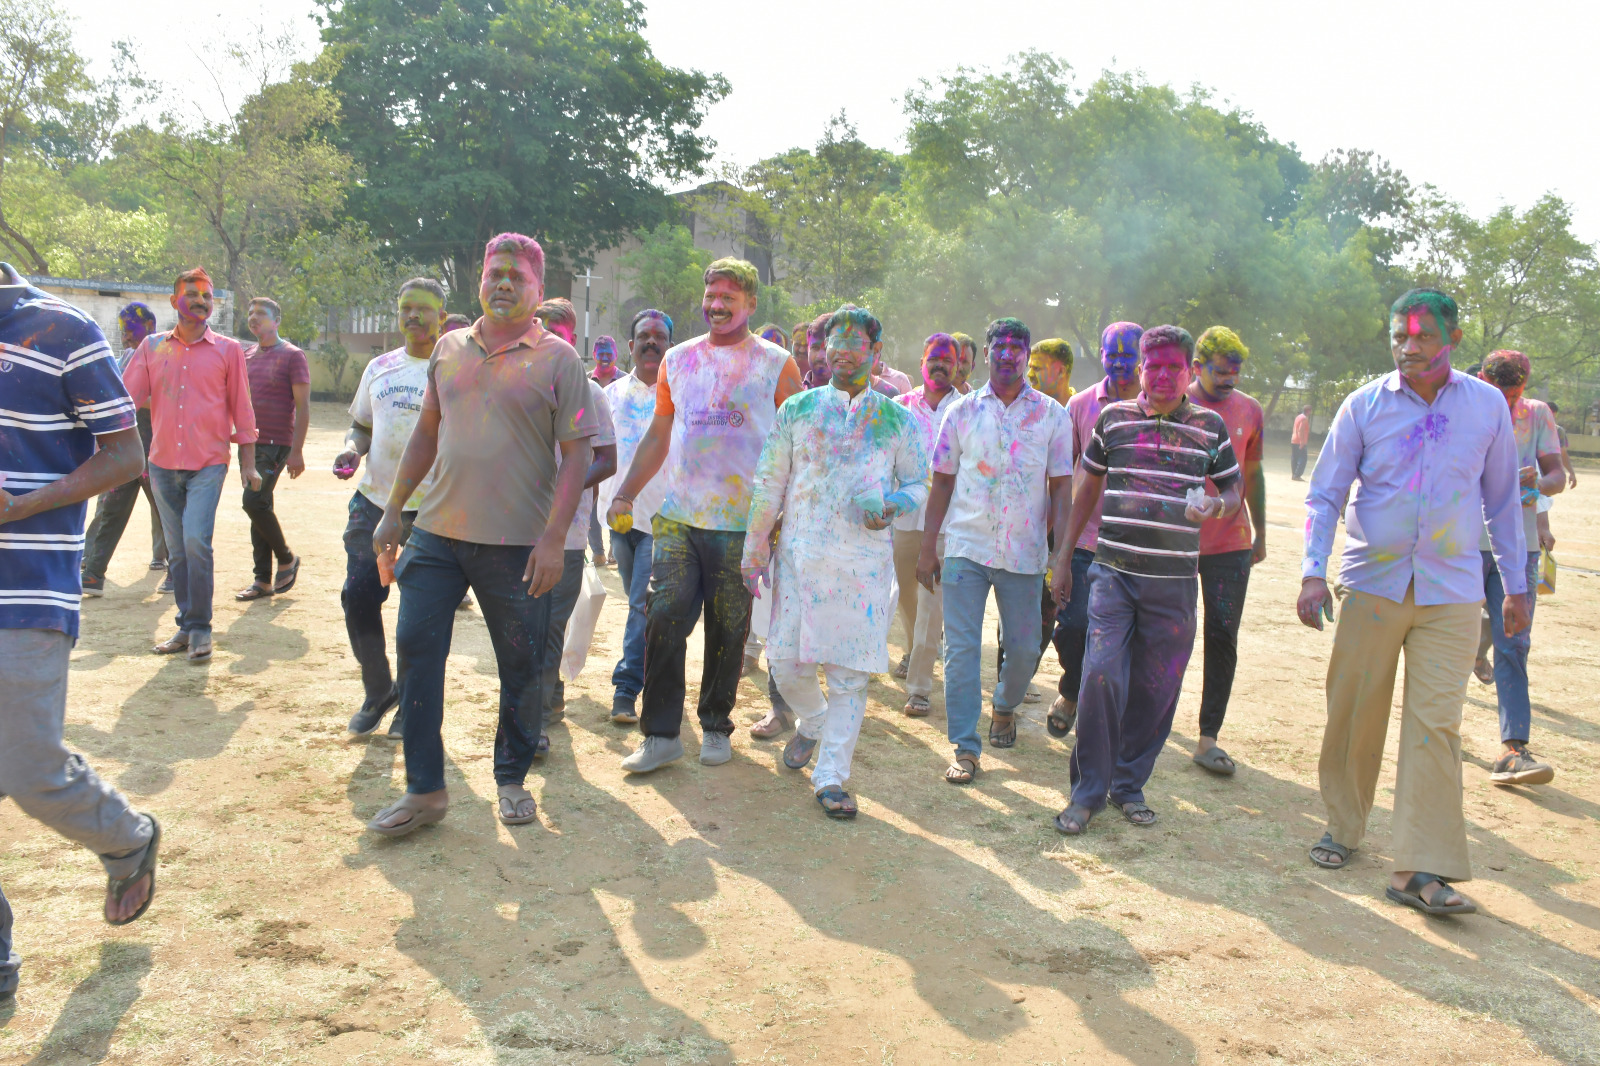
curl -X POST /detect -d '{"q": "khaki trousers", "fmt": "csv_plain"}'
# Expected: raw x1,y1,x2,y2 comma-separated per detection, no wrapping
1319,584,1481,881
892,530,944,698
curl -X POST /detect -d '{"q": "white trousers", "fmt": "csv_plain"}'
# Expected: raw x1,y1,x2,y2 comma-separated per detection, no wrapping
769,659,870,791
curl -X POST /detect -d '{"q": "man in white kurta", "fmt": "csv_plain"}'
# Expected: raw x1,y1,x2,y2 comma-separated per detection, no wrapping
742,306,928,818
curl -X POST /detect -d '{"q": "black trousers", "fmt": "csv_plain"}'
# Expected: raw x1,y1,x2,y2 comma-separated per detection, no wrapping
1197,549,1252,738
639,517,751,739
1290,444,1308,480
81,408,166,579
243,443,294,581
342,492,414,703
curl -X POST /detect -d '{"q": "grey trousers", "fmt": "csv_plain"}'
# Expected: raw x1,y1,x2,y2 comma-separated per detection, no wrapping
0,629,152,994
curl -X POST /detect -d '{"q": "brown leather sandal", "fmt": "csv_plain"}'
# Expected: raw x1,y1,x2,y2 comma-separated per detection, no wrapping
944,754,979,785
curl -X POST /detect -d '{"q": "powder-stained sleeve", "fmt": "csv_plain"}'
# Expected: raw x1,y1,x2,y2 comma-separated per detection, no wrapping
885,413,930,518
121,336,153,410
1302,394,1363,582
1532,405,1561,460
773,357,804,407
931,396,965,475
1046,403,1074,477
1242,400,1265,462
742,405,794,571
63,323,136,437
552,348,600,442
589,381,616,447
655,370,675,417
1481,401,1528,594
1081,409,1110,475
226,341,260,445
349,358,376,428
1207,422,1241,491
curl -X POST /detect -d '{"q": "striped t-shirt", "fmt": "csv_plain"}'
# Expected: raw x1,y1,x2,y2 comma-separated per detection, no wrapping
0,267,138,636
1080,397,1239,578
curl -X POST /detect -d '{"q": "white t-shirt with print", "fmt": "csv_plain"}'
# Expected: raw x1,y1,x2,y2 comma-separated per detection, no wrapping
350,347,433,511
562,379,617,550
598,371,666,530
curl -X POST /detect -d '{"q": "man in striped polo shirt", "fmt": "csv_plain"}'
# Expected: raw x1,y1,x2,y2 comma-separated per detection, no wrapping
1049,325,1242,834
0,263,163,992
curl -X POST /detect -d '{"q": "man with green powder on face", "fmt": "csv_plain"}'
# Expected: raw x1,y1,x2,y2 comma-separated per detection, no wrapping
743,304,928,818
1186,326,1266,777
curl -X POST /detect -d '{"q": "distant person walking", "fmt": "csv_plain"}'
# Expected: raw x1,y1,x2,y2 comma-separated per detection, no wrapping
608,258,803,774
80,302,167,596
335,278,447,737
234,297,309,601
1300,288,1527,917
0,263,162,996
123,268,260,662
368,235,597,836
1290,405,1312,480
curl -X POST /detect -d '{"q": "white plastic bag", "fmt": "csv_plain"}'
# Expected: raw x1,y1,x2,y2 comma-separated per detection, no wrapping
560,565,607,681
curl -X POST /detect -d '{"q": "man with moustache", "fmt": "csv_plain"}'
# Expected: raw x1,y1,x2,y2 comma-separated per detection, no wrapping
918,318,1073,783
608,258,803,773
367,234,597,836
591,335,622,387
1186,326,1266,777
743,305,927,818
335,278,448,737
123,268,260,662
890,333,960,716
1051,326,1242,835
599,309,673,725
949,332,978,394
1300,289,1526,916
1048,322,1143,739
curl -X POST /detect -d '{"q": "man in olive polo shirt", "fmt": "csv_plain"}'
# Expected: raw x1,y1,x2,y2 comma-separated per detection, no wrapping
367,233,598,837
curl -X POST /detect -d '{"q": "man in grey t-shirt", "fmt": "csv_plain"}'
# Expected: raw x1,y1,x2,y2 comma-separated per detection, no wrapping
368,233,598,838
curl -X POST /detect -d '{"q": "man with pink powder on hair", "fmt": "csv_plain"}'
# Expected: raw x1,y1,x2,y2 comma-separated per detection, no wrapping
366,233,598,837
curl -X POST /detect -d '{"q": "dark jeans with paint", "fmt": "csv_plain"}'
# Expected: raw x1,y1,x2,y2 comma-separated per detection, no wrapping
639,516,751,740
394,528,552,794
342,491,414,704
1482,549,1540,744
1052,548,1099,702
1197,549,1252,739
1290,444,1308,480
242,443,294,583
541,549,587,714
1070,563,1198,813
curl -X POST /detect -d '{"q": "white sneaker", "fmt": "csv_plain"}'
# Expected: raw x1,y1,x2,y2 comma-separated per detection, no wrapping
621,735,684,773
699,732,732,765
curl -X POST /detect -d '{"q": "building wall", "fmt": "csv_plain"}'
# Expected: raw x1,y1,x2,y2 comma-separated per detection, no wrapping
29,276,234,351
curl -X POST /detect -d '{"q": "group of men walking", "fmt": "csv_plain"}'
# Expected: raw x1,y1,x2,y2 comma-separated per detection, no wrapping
0,238,1576,1001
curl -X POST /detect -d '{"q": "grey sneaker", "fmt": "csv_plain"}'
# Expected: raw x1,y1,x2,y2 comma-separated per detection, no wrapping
1490,743,1555,786
699,732,733,765
81,573,105,598
621,734,684,773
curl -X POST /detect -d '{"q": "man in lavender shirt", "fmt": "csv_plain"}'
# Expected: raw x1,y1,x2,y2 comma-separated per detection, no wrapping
1298,288,1528,918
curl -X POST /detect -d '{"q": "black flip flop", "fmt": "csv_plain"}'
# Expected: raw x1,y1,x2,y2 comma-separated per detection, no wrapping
1053,803,1094,835
105,815,160,926
989,710,1017,749
272,555,301,595
1046,698,1076,738
815,787,857,820
234,584,272,601
1309,832,1354,869
1386,872,1476,916
1192,746,1236,775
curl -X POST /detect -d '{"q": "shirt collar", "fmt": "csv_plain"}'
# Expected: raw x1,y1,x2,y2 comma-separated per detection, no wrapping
166,326,219,349
976,380,1037,404
1384,367,1464,400
914,384,954,410
470,318,544,358
1135,393,1192,419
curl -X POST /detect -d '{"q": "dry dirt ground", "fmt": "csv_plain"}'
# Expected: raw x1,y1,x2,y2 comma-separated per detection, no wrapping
2,401,1598,1066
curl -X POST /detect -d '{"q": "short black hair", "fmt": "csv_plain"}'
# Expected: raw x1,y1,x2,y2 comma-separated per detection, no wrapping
824,304,883,345
629,308,673,343
1391,287,1459,333
985,317,1030,349
1139,324,1195,360
399,277,446,302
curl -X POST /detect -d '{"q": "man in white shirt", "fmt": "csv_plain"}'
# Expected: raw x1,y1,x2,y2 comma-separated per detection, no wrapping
743,305,928,818
918,318,1073,784
336,278,446,736
599,309,673,724
891,333,960,716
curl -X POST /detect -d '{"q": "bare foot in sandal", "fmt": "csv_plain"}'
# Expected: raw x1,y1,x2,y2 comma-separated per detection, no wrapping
944,754,979,784
497,784,539,825
369,789,448,837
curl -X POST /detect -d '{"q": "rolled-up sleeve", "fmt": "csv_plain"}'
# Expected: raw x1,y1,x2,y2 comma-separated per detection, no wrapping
1302,396,1362,581
1481,402,1528,594
123,339,152,409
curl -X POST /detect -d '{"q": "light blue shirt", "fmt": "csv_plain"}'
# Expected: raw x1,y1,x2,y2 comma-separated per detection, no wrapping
1303,369,1525,605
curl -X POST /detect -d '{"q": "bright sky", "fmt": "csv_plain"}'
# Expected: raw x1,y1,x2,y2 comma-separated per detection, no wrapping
70,0,1600,240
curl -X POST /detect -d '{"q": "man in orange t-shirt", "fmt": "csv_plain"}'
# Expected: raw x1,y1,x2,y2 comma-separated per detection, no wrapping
607,258,803,773
1291,405,1312,480
1186,327,1266,777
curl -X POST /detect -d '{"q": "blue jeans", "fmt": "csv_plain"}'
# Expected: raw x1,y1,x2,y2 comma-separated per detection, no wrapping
941,556,1046,758
1070,564,1198,812
148,463,227,640
1482,550,1539,744
394,529,553,794
610,528,653,700
541,550,587,712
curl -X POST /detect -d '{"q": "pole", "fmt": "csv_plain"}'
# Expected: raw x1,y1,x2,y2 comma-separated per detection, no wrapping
577,269,602,359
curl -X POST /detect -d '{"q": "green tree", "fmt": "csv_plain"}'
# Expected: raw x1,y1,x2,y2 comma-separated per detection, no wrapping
317,0,728,308
617,221,710,340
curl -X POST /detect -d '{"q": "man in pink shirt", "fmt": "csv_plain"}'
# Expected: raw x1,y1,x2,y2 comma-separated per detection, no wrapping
1186,327,1266,776
1291,406,1312,480
1048,322,1142,738
123,268,260,662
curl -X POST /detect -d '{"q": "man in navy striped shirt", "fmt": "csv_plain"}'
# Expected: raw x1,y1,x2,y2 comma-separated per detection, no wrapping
1049,325,1242,834
0,263,162,996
